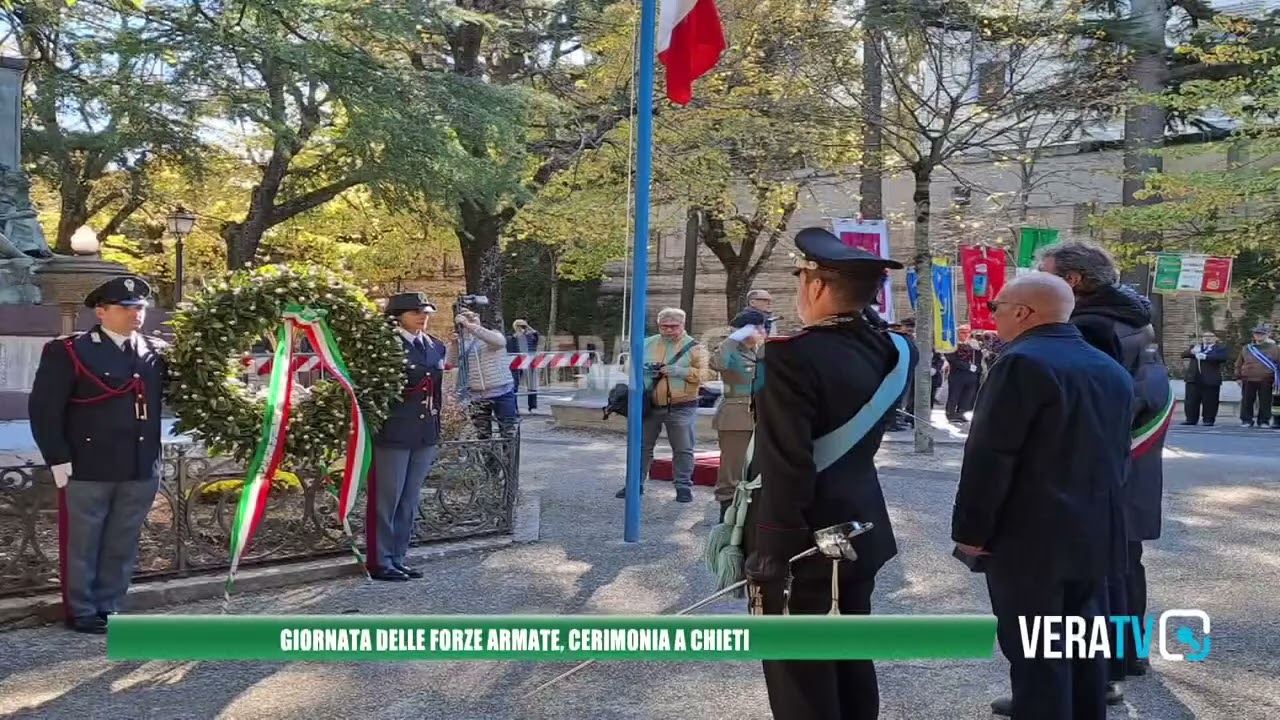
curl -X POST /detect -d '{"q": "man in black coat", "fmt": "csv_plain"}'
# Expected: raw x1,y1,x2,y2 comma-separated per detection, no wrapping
745,228,905,720
952,272,1133,720
1038,240,1165,699
1181,331,1228,425
28,276,168,634
1120,345,1173,677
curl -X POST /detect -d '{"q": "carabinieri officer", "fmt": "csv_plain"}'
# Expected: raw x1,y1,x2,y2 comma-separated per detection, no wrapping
745,228,904,720
365,292,447,581
28,276,167,634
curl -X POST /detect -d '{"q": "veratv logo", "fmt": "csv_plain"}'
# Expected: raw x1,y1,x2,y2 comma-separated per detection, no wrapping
1018,610,1211,662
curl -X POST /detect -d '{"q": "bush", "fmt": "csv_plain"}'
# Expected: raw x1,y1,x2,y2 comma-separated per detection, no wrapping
197,470,304,503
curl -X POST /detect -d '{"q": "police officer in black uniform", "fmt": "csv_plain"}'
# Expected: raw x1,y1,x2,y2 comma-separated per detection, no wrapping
745,228,903,720
28,276,167,634
365,292,447,581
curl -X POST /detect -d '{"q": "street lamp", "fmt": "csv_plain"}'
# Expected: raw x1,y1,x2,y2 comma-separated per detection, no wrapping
166,206,197,302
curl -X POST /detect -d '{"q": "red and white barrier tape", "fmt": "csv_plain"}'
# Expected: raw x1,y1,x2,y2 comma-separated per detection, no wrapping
241,351,596,376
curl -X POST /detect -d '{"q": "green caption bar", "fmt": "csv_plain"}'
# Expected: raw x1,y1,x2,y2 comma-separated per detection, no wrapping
108,615,995,662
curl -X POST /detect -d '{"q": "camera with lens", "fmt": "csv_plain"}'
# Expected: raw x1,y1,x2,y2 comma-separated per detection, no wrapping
456,294,490,309
643,362,666,376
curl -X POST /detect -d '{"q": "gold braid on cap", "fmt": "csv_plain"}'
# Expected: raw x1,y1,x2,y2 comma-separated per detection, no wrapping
790,253,820,271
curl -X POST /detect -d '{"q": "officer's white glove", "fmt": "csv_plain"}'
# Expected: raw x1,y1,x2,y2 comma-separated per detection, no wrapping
51,463,71,489
1195,352,1207,360
728,325,758,343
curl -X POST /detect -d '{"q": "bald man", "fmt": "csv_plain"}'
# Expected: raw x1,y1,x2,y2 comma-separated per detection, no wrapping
951,272,1133,720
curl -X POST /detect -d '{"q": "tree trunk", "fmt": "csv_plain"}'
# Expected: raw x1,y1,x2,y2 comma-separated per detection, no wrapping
859,0,884,221
456,200,509,331
680,208,701,332
1120,0,1169,345
55,181,90,253
547,250,559,350
910,166,935,454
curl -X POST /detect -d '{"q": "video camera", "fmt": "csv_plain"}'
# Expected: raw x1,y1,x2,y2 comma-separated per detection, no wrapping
452,294,491,333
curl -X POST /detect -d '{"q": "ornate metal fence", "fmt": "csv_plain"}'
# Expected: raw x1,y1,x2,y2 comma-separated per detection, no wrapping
0,433,519,599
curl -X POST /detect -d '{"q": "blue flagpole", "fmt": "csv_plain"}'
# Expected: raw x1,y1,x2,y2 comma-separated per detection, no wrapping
624,0,658,543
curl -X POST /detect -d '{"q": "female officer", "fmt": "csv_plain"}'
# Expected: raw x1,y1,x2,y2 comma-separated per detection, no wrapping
366,292,447,581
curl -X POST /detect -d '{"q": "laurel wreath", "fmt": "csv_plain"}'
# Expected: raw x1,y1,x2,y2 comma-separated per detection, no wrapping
166,264,405,471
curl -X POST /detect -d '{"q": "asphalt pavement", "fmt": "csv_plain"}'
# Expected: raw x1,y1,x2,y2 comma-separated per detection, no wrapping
0,419,1275,719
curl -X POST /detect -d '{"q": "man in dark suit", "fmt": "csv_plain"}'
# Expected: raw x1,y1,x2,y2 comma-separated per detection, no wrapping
1181,331,1227,425
28,276,168,634
745,227,905,720
952,272,1133,720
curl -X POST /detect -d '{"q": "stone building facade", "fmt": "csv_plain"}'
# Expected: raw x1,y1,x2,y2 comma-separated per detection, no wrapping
619,140,1279,370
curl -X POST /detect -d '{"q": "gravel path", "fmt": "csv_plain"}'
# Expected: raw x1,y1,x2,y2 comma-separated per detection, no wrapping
0,419,1274,719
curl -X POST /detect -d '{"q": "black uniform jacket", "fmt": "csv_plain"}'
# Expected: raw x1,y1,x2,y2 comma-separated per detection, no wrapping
375,334,447,449
747,314,899,582
28,326,167,483
1182,343,1228,386
951,323,1133,581
1070,283,1152,372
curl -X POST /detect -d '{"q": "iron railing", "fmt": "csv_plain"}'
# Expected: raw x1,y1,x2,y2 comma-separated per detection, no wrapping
0,432,519,599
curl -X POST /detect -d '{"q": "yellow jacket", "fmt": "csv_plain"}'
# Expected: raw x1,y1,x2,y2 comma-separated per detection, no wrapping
645,334,713,407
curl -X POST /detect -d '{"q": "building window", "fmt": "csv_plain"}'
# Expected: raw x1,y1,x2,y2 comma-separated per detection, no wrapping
977,60,1007,106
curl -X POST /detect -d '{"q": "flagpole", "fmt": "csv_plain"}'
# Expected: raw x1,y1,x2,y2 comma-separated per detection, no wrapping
624,0,659,543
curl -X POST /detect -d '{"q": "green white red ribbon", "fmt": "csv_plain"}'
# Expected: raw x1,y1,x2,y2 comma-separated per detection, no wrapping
225,305,372,599
1131,385,1175,458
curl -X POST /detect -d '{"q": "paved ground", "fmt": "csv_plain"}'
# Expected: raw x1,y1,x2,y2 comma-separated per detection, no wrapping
0,419,1276,719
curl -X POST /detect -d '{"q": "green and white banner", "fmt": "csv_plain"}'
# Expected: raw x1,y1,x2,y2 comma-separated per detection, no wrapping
107,615,997,662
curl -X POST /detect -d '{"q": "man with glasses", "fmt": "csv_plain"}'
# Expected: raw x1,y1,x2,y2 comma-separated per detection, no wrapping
954,272,1132,720
613,307,712,503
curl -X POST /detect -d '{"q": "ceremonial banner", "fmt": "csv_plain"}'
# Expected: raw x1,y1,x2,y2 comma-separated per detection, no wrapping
1017,227,1059,275
1151,254,1234,295
831,218,894,322
959,246,1006,332
906,267,919,311
932,259,958,352
107,615,997,662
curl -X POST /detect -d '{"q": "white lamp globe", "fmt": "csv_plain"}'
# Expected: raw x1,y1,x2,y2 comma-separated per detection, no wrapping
70,226,100,255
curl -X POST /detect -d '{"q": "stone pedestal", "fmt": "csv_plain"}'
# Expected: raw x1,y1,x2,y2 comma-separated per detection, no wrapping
33,254,130,334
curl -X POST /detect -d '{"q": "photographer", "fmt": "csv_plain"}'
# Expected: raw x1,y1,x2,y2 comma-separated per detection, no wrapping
612,307,712,504
506,319,540,413
446,309,518,439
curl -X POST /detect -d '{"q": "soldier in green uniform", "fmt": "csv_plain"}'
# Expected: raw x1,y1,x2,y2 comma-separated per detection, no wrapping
28,276,167,634
745,228,903,720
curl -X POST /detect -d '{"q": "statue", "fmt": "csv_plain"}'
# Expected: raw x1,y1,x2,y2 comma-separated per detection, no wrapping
0,163,53,260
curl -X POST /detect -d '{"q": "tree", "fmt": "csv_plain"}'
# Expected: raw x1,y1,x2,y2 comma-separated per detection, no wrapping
355,0,640,331
8,0,203,251
806,0,1097,452
157,0,514,270
1099,12,1280,347
649,0,861,319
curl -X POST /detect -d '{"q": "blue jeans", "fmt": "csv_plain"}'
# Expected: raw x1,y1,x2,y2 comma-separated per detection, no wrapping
469,389,519,439
641,404,697,490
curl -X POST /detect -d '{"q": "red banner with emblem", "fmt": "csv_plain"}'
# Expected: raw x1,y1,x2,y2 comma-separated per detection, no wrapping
960,246,1006,332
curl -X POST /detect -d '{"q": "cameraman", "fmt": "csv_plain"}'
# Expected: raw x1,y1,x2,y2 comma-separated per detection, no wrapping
447,309,518,439
612,308,712,504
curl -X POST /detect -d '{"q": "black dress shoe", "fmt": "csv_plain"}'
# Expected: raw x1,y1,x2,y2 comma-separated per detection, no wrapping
1181,420,1198,425
393,564,424,579
98,611,117,623
990,696,1011,716
369,568,410,582
614,485,644,499
675,487,693,503
69,615,107,634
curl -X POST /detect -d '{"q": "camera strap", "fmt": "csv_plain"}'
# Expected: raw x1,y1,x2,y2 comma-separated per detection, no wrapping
662,339,698,405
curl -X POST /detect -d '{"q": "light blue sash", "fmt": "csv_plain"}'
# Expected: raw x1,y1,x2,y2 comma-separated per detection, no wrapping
1247,344,1279,385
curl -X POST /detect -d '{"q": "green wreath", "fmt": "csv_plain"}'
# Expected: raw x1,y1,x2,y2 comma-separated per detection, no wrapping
167,264,405,470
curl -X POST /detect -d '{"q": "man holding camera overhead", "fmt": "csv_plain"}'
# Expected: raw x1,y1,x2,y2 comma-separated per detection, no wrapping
447,306,518,439
612,307,712,503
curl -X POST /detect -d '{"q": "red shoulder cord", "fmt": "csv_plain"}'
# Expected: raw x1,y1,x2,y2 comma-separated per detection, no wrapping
63,338,145,405
403,374,434,398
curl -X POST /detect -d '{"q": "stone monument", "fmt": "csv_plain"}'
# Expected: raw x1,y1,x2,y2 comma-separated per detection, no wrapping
0,56,56,304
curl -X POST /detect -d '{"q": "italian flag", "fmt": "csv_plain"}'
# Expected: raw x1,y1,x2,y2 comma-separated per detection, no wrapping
658,0,726,105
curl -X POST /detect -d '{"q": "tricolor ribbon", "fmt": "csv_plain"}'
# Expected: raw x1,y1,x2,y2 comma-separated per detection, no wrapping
1131,386,1175,458
225,306,373,599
